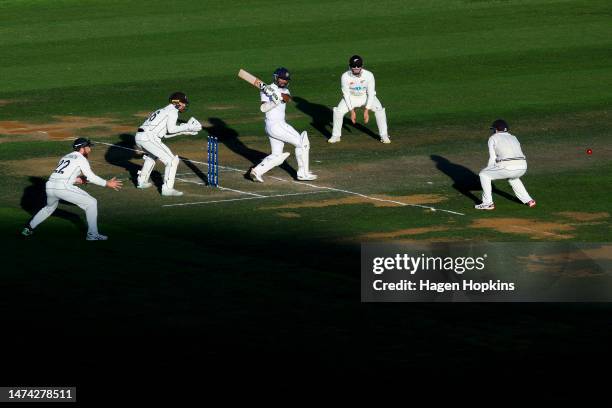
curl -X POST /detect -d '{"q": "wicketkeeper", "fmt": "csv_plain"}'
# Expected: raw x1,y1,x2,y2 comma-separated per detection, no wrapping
135,92,202,196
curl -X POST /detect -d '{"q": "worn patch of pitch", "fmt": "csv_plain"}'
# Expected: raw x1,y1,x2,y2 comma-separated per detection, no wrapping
277,212,301,218
261,194,446,210
471,218,574,239
0,116,134,140
360,226,450,240
556,212,610,222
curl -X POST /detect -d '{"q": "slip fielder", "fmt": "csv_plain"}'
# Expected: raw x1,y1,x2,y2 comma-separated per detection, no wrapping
329,55,390,144
21,138,122,241
475,119,536,210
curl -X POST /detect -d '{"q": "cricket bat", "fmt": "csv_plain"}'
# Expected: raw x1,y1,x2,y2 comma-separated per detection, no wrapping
238,69,264,89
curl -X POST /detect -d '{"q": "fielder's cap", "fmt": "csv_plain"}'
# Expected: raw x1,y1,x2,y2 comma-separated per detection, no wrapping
490,119,509,132
73,137,93,150
169,91,189,105
349,55,363,68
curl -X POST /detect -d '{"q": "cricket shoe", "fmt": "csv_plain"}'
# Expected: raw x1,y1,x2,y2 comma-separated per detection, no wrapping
380,135,391,144
297,172,318,181
86,233,108,241
328,136,341,144
249,169,264,183
162,186,184,196
21,225,33,237
474,203,495,210
137,181,153,189
527,200,537,208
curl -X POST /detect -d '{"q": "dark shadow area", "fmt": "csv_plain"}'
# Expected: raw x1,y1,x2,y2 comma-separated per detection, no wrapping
292,96,333,139
20,177,87,232
352,121,380,141
292,96,380,141
180,156,208,185
431,155,522,204
205,117,296,180
104,133,162,188
206,118,264,165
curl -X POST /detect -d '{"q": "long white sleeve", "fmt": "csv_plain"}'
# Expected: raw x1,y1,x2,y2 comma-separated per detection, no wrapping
487,136,497,167
365,73,376,110
79,157,107,187
164,131,198,139
341,74,353,111
260,101,278,113
166,108,191,135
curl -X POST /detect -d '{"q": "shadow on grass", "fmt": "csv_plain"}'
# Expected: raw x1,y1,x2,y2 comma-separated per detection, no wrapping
20,176,87,232
104,133,162,189
430,155,522,204
293,96,380,142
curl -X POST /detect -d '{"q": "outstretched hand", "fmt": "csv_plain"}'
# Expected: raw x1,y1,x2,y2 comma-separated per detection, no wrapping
364,109,370,124
350,109,356,124
106,177,123,191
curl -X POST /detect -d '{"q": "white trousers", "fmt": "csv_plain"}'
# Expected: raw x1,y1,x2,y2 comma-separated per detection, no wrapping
479,162,533,205
255,121,310,176
332,95,387,137
29,182,99,235
135,133,174,165
135,133,179,189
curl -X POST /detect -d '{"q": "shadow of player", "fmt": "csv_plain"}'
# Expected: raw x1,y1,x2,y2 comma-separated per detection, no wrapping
430,155,522,204
292,96,379,142
104,133,162,188
292,96,332,139
20,177,86,232
205,117,297,181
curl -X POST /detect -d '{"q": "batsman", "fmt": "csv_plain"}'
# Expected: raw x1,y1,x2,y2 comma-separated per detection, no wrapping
246,68,317,182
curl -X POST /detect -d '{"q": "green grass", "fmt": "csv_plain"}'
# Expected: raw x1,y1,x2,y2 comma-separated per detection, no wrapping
1,0,611,382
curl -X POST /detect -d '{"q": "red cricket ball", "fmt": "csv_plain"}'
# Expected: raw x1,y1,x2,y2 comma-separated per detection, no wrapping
586,148,593,155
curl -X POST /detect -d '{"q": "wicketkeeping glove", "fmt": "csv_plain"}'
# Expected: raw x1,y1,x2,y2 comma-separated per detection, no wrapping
188,117,202,132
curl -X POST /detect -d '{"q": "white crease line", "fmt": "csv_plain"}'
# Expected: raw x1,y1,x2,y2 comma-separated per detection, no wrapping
95,140,245,173
95,139,465,216
218,186,265,197
510,225,568,238
265,175,464,215
95,141,145,154
162,190,332,207
176,177,264,197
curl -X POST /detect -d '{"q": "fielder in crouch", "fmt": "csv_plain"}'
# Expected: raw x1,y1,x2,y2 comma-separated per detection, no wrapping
135,92,202,196
21,138,123,241
329,55,390,144
475,119,536,210
249,67,316,182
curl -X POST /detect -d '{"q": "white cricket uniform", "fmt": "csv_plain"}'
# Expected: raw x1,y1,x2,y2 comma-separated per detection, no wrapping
135,104,193,190
479,131,533,205
254,84,311,177
332,68,388,138
29,152,107,236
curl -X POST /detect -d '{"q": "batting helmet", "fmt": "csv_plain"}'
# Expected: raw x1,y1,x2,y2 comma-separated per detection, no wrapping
490,119,509,132
273,67,291,85
169,91,189,105
349,55,363,68
73,137,93,151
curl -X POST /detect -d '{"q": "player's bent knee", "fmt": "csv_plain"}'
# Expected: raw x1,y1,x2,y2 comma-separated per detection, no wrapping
160,157,173,166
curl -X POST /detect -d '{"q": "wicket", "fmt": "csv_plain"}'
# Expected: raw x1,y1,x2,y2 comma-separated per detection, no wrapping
207,136,219,187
